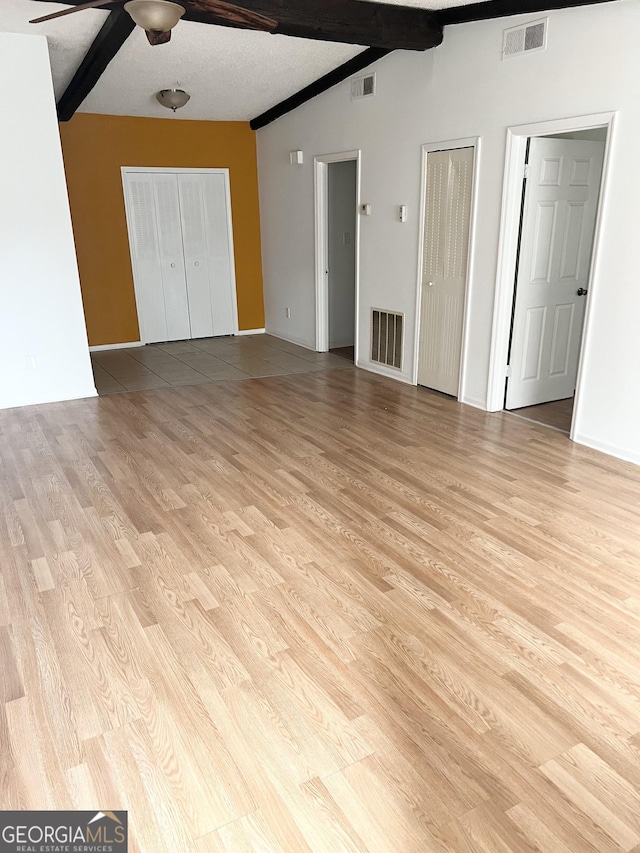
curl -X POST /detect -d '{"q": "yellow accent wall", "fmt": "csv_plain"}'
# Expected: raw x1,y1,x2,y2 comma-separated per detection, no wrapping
59,113,264,346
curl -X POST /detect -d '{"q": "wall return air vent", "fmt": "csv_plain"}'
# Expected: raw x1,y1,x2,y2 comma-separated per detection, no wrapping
502,18,547,59
351,73,376,100
371,309,403,369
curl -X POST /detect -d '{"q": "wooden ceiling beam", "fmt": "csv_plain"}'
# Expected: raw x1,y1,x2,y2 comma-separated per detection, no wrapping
45,0,618,128
249,0,618,128
57,8,135,121
34,0,443,51
250,47,389,130
185,0,442,50
437,0,615,26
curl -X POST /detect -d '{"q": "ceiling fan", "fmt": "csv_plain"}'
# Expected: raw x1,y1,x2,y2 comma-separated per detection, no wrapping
30,0,278,45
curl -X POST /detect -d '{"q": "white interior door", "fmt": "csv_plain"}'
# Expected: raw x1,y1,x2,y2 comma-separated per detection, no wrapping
177,173,236,339
178,174,215,339
124,172,190,344
152,174,191,342
123,173,168,343
124,169,236,344
417,147,473,396
200,174,236,337
506,137,604,409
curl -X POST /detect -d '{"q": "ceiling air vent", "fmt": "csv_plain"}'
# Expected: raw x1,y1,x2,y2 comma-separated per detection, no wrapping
372,309,403,369
351,73,376,100
502,18,547,59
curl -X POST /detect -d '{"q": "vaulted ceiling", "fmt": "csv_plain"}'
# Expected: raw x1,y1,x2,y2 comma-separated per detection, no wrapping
1,0,614,124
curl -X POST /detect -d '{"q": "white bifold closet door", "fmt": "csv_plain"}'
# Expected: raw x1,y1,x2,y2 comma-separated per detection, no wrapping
123,170,236,344
417,147,474,397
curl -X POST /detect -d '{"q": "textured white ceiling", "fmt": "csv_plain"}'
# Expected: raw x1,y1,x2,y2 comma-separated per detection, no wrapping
0,0,486,120
82,22,365,120
1,1,109,98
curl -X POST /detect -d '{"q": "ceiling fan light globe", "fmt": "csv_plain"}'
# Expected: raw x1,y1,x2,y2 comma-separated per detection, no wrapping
156,89,191,111
124,0,185,32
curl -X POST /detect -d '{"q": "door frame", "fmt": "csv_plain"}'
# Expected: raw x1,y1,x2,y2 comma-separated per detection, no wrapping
413,137,481,399
120,166,240,344
314,150,361,354
486,112,616,438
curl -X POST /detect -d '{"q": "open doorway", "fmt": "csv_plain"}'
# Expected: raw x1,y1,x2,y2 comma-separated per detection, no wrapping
314,150,360,359
327,160,357,362
504,127,607,433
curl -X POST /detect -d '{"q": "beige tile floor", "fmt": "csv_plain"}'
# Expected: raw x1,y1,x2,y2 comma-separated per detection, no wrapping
91,334,354,394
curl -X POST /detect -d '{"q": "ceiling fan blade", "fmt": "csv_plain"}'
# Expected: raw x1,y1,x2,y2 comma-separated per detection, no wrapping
145,28,172,44
30,0,118,25
184,0,277,32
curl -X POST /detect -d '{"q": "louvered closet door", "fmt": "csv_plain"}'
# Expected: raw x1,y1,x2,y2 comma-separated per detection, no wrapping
124,174,169,343
177,173,235,338
151,174,191,341
124,173,190,344
417,147,473,396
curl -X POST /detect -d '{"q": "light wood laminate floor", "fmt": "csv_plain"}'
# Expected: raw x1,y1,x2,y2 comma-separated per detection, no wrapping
508,397,575,434
2,369,640,852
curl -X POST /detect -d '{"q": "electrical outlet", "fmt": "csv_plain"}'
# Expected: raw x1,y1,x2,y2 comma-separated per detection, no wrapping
286,307,291,319
26,356,37,371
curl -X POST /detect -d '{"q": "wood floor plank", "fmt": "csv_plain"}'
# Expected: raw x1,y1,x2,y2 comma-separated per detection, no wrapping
2,368,640,850
0,624,24,703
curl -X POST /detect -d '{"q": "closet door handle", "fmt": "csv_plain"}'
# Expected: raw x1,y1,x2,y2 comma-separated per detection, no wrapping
170,263,176,268
194,261,200,267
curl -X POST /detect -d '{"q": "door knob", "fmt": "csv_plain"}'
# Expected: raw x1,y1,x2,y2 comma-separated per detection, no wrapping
194,261,200,267
170,263,175,268
428,281,434,287
577,287,588,296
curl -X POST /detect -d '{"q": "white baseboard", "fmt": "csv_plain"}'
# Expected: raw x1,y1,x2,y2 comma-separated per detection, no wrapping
265,328,317,351
2,385,98,410
571,432,640,468
235,328,265,336
460,394,488,410
356,360,414,385
90,341,142,352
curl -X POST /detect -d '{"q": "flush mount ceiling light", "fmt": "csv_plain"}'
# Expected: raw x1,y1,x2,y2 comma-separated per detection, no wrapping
124,0,185,32
156,88,191,112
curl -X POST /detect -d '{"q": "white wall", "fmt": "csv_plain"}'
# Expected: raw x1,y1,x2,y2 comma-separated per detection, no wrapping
257,0,640,465
0,33,96,410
